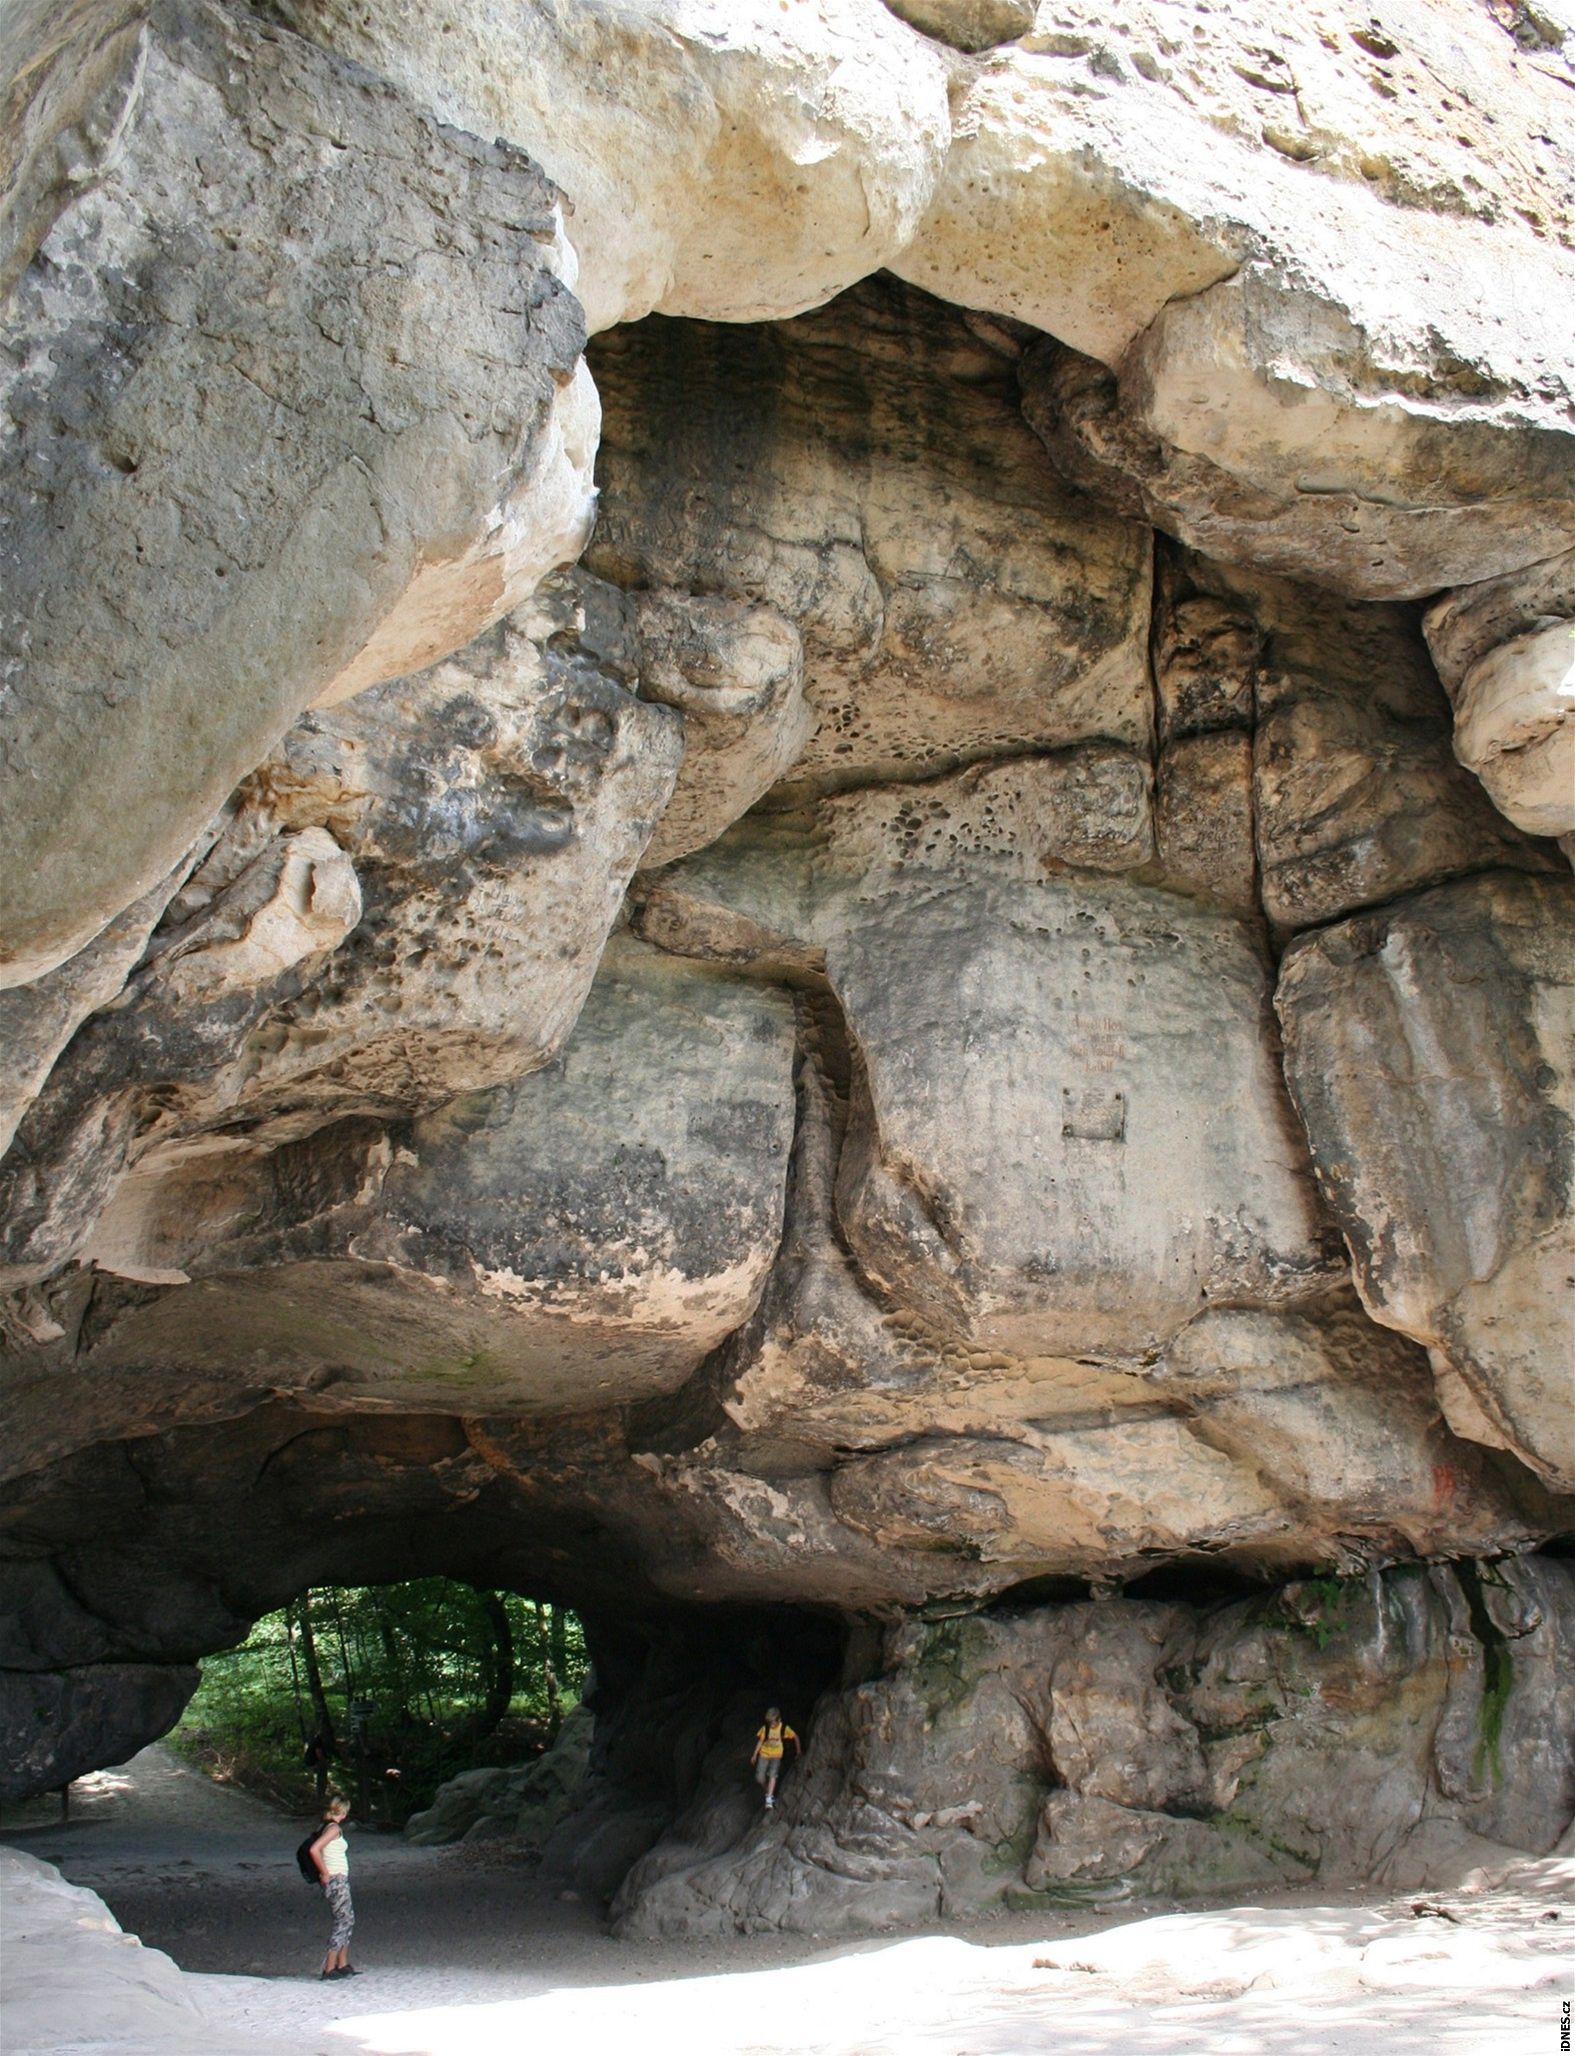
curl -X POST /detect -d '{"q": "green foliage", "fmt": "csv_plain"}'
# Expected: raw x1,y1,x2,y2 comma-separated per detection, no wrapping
911,1618,983,1723
1475,1637,1513,1788
1458,1561,1514,1789
1271,1573,1350,1650
170,1581,588,1821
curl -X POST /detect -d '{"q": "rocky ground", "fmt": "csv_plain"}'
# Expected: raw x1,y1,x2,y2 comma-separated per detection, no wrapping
1,1747,1568,2055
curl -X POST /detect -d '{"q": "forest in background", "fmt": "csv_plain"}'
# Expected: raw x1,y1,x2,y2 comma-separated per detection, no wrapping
170,1581,588,1822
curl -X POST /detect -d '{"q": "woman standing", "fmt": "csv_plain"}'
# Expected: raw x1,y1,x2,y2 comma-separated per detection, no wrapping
308,1797,359,1980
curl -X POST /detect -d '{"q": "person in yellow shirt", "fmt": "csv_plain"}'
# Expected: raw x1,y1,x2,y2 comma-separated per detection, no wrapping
750,1706,800,1809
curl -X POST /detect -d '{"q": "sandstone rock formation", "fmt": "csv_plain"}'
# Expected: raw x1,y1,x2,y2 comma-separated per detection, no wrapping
589,281,1155,794
0,0,595,988
0,582,685,1292
0,1850,274,2056
1278,871,1575,1496
271,0,954,336
981,6,1575,599
1424,551,1575,841
1,0,1571,1941
404,1703,594,1848
613,1561,1575,1934
1,935,797,1453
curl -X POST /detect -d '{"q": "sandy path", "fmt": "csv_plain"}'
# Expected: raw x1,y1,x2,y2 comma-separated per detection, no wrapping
2,1747,1568,2055
1,1745,910,1987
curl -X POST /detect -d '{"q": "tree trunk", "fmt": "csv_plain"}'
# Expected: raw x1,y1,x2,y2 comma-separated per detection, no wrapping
331,1593,355,1702
536,1600,563,1739
283,1605,308,1742
296,1591,337,1800
375,1603,414,1732
472,1590,514,1751
550,1602,568,1681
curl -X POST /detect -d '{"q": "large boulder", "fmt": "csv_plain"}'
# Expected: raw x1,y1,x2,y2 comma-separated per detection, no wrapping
271,0,953,333
1424,551,1575,842
883,0,1035,49
1277,870,1575,1493
0,0,594,986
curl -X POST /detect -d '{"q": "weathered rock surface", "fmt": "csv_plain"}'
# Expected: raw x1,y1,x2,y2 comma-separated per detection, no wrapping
988,0,1575,598
637,776,1340,1361
266,1,1575,601
667,1072,1541,1582
0,0,594,986
0,1663,197,1807
590,279,1155,796
1,937,797,1462
1168,556,1560,933
914,2,1573,345
0,1342,1567,1828
883,0,1035,51
621,777,1562,1588
0,1849,280,2056
0,861,193,1161
272,0,953,335
1443,625,1575,841
614,1559,1575,1933
829,878,1328,1358
1278,870,1575,1494
0,587,683,1288
631,592,811,867
2,0,1573,1939
1425,552,1575,841
405,1703,593,1847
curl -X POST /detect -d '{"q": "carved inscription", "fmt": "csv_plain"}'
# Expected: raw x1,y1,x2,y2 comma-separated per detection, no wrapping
1062,1086,1127,1143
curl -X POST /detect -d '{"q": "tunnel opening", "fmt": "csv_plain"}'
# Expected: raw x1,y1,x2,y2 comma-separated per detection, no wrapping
0,262,1571,1956
166,1580,593,1825
0,1394,855,1916
5,1375,1575,1941
151,1573,848,1894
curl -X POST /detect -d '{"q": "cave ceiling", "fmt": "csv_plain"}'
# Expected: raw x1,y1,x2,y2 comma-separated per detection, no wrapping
1,0,1572,1807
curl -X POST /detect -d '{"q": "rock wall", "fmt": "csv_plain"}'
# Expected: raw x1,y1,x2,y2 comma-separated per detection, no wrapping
614,1560,1575,1934
1,0,1571,1928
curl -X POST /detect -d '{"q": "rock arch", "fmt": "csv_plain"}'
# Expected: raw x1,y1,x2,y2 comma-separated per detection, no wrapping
2,0,1572,1933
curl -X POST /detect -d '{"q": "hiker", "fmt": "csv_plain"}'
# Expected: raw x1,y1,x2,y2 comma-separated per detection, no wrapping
307,1797,360,1981
750,1706,800,1809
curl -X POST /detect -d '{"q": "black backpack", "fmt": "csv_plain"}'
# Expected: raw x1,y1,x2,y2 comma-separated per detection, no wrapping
296,1833,321,1885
